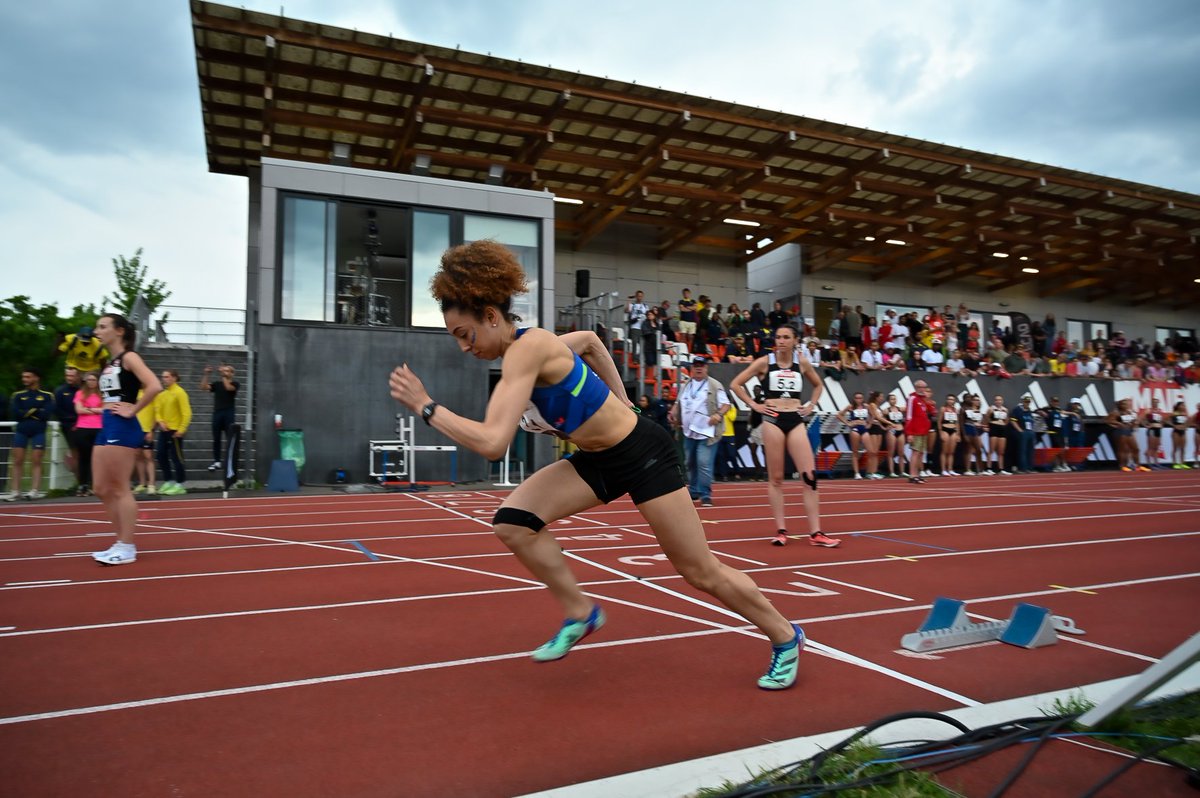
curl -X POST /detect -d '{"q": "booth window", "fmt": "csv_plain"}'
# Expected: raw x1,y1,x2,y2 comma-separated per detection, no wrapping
281,196,336,321
464,214,539,325
278,192,541,328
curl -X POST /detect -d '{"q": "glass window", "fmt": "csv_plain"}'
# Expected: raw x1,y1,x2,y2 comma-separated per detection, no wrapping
411,211,452,328
281,196,336,321
1156,326,1195,344
334,202,410,327
464,215,540,325
277,194,543,329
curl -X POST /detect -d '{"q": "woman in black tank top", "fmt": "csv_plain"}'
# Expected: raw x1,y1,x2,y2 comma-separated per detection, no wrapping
89,314,162,566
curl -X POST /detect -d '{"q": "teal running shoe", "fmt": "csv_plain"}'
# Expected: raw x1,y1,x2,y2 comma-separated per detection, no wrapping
532,605,605,662
757,625,805,690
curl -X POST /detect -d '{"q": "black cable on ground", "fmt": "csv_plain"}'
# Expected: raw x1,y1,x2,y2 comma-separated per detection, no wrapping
1077,738,1194,798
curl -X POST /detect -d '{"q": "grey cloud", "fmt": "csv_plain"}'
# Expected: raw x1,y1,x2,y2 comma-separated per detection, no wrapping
0,2,200,157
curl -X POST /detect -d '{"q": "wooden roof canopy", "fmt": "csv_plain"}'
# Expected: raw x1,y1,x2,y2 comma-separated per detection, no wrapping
192,1,1200,308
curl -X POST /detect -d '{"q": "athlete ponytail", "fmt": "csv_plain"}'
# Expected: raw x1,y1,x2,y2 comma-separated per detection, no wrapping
100,313,137,350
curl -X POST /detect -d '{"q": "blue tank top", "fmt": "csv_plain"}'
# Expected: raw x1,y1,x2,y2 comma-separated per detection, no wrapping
516,328,611,436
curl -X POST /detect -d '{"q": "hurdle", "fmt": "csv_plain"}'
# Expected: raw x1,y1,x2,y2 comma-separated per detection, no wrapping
900,596,1085,652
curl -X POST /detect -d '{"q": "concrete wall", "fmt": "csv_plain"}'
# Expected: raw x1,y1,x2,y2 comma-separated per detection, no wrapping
254,324,488,484
553,224,762,327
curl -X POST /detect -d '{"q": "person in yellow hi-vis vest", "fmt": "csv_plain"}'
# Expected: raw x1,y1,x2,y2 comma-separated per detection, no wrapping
132,392,158,496
154,369,192,495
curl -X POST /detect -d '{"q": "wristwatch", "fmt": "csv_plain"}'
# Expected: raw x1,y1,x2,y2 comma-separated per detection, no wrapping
421,401,439,425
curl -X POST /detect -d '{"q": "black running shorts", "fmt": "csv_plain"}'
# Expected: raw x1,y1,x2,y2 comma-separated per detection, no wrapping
567,415,686,505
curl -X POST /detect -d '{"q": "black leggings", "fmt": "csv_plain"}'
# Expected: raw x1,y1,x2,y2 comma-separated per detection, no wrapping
212,408,237,461
75,428,98,487
157,430,187,483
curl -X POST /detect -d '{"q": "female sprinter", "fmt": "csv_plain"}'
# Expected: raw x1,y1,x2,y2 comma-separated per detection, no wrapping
937,394,961,476
1170,401,1191,469
730,324,839,549
836,392,871,480
985,395,1011,475
961,395,986,475
1107,398,1142,472
388,241,804,690
882,392,906,478
91,314,162,565
864,391,886,479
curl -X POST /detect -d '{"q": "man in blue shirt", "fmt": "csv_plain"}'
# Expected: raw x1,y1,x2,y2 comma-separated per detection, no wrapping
53,366,81,481
1064,400,1087,470
1039,396,1067,472
1011,397,1037,474
5,369,54,501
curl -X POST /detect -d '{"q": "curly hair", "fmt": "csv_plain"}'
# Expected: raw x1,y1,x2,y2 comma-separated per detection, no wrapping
430,240,528,322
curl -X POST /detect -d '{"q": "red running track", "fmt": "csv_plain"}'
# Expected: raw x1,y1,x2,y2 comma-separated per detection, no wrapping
0,470,1197,796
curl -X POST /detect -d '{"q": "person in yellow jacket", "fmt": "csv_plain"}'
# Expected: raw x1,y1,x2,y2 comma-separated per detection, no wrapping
715,402,741,481
132,391,159,496
154,369,192,495
57,326,109,372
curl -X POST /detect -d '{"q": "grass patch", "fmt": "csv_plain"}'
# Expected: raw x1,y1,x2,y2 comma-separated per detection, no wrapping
691,740,952,797
1049,689,1200,770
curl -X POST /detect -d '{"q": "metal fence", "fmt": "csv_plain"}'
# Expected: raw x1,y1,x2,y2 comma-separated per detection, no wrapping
156,305,246,345
0,422,72,494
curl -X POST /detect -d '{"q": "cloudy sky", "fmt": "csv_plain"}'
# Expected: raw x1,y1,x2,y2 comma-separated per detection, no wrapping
1,0,1197,314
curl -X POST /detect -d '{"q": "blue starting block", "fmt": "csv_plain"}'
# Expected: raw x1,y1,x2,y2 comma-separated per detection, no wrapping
901,597,1085,652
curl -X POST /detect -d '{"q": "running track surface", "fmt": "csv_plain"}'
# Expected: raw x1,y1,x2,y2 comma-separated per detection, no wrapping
1,471,1197,797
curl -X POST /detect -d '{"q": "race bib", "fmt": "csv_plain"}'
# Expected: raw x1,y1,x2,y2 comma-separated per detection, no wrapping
519,404,568,439
99,366,121,403
768,369,800,395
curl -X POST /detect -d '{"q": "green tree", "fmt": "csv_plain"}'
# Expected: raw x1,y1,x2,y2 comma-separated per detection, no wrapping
101,248,172,317
0,297,99,396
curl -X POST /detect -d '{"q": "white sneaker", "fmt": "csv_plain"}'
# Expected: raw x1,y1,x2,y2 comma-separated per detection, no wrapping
948,470,959,476
854,473,863,480
93,543,137,566
24,490,45,500
983,469,995,475
999,469,1012,475
207,461,221,472
1,491,18,502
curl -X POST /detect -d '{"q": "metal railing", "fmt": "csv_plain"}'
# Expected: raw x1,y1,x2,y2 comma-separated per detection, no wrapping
155,305,246,345
0,422,72,494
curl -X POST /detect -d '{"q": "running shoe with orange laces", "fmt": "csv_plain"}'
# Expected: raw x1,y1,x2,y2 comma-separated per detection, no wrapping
809,532,841,548
1121,466,1133,472
1136,465,1152,472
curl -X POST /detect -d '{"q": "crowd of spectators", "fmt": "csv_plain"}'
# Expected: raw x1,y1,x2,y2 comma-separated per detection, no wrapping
626,293,1199,385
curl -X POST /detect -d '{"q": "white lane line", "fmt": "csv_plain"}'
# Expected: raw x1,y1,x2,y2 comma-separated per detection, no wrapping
1,488,1194,544
789,571,913,601
408,492,980,707
5,579,71,587
0,584,540,638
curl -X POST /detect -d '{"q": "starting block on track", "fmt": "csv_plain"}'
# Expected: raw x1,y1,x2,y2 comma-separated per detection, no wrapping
901,596,1085,652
